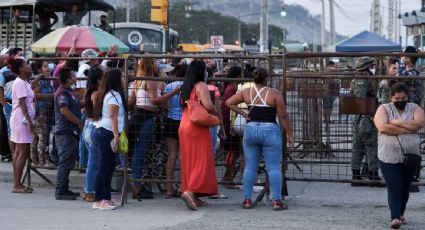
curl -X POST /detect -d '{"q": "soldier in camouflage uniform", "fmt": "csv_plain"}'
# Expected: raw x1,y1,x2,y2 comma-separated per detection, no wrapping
350,57,381,186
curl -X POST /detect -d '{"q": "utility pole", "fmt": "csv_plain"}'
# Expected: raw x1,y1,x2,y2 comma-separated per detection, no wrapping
388,0,395,41
321,0,326,51
237,0,241,46
126,0,130,22
370,0,382,35
329,0,335,45
260,0,268,53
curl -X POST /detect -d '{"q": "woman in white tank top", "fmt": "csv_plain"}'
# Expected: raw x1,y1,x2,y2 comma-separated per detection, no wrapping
127,58,180,200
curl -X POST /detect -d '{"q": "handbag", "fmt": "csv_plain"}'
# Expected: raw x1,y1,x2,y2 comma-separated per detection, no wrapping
186,99,220,127
233,111,247,136
118,131,129,154
389,105,422,169
395,135,422,169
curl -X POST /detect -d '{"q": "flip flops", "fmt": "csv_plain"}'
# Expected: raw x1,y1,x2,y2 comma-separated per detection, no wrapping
12,186,33,193
164,190,182,198
208,194,228,199
181,192,197,210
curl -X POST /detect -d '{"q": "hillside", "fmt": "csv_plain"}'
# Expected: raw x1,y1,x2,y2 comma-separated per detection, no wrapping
105,0,346,44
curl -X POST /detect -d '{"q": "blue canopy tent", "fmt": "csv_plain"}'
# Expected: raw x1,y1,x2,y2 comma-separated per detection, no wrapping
335,31,401,52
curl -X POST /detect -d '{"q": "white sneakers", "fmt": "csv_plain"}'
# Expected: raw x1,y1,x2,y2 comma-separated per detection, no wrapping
92,200,116,210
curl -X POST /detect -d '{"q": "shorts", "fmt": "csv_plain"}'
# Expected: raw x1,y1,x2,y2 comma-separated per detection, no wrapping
163,118,180,140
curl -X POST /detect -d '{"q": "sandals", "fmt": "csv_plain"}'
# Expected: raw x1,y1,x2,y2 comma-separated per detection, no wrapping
390,219,402,229
83,192,95,202
181,192,197,211
208,193,228,199
164,190,181,198
400,216,407,225
272,200,288,211
194,198,208,207
242,199,253,209
12,186,33,193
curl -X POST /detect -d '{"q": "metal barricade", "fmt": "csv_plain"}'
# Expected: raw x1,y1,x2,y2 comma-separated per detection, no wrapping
281,52,425,186
120,54,283,206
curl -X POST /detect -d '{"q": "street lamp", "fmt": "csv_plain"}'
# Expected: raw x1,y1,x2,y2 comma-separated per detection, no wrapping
185,0,191,18
280,6,287,17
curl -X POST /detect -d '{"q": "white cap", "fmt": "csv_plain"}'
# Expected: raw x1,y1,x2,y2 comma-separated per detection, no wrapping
0,48,10,55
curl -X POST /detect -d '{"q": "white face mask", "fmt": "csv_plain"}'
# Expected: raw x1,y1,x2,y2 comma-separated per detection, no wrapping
369,68,376,75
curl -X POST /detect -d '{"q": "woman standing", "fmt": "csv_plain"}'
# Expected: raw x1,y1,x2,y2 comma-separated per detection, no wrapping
221,66,242,185
9,58,36,193
163,63,187,198
374,82,425,229
128,58,179,200
82,65,103,202
92,68,127,210
30,60,54,167
226,68,294,211
179,61,219,210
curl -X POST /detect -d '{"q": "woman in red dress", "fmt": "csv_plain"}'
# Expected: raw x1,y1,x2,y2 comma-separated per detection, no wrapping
179,61,219,210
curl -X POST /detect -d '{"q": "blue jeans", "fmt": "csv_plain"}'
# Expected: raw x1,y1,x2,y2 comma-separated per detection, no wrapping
93,127,116,201
84,121,97,193
79,113,88,168
3,103,12,135
243,122,282,200
131,117,154,187
379,160,416,220
55,133,78,195
209,126,218,154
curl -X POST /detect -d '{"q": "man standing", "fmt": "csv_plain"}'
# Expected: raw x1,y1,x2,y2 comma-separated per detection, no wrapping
97,15,113,34
63,3,88,26
397,46,422,193
54,67,83,200
350,57,381,186
397,46,422,106
377,58,399,105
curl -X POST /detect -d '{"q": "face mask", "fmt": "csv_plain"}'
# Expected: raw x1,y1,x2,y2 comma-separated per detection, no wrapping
401,57,409,64
394,100,408,110
369,68,376,75
70,83,76,90
48,63,55,72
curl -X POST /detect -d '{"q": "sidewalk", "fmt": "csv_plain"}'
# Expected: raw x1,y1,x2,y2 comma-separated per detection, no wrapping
0,162,425,230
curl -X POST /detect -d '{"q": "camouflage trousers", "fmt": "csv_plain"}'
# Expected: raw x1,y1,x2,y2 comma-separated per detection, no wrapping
351,118,378,171
30,110,52,165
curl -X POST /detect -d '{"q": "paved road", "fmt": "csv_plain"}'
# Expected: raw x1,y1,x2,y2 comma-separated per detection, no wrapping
1,170,425,230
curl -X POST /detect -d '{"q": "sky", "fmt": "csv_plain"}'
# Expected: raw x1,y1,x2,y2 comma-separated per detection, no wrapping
284,0,420,37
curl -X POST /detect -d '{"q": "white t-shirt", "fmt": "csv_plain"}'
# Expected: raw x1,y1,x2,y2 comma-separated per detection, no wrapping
94,90,125,133
76,63,89,88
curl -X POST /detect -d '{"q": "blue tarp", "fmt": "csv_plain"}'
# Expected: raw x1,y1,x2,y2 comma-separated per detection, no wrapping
335,31,401,52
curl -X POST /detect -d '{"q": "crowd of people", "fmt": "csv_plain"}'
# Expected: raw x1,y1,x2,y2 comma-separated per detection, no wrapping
0,45,294,212
1,44,425,228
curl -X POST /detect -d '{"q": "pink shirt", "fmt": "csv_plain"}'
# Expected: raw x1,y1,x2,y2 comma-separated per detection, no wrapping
207,84,220,98
10,77,35,143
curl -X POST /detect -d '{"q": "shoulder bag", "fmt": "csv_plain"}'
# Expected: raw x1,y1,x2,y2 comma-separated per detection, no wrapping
389,104,422,169
186,99,220,127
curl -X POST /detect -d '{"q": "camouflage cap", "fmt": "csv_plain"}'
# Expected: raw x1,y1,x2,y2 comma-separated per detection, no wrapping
81,48,99,64
355,57,375,71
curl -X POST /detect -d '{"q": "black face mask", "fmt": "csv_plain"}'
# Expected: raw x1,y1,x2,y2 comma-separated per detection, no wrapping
394,100,408,110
